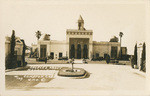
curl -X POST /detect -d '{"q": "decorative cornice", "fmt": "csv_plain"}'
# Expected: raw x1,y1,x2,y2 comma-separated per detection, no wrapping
66,31,93,35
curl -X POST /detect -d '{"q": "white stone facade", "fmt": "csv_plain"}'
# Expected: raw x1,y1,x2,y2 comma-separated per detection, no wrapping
36,16,120,59
93,41,120,58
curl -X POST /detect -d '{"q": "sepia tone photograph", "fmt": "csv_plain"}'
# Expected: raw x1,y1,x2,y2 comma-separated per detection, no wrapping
0,0,150,96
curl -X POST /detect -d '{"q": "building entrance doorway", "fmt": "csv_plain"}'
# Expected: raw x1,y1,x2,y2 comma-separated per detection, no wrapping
70,44,75,59
77,44,81,59
83,44,88,59
50,52,54,59
40,45,47,58
111,46,118,59
69,38,89,59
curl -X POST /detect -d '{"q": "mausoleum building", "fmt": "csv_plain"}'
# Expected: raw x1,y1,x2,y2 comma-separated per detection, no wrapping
36,16,120,59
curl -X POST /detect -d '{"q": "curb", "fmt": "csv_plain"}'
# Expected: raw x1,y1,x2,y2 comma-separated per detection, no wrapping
5,66,29,72
132,68,146,78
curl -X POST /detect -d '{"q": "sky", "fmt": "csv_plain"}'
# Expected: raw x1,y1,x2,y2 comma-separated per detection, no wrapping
0,0,147,55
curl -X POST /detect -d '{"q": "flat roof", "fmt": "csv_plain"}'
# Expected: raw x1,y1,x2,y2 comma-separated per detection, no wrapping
66,29,93,32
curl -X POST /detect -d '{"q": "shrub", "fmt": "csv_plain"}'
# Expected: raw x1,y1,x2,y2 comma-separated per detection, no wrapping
5,30,17,69
21,39,27,67
131,43,137,68
134,43,137,65
106,55,110,64
141,42,146,72
5,54,17,69
142,60,146,72
131,56,135,68
10,30,16,56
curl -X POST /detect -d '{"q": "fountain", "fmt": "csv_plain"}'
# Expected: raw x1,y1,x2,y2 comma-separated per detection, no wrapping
58,59,87,77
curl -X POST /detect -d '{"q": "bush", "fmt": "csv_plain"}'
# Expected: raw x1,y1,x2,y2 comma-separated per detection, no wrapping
24,62,28,67
58,56,68,60
21,39,27,67
142,60,146,72
106,55,110,64
131,56,135,68
37,57,45,61
5,30,18,69
119,55,130,61
5,54,17,69
134,43,137,65
110,59,119,63
91,56,104,61
141,42,146,72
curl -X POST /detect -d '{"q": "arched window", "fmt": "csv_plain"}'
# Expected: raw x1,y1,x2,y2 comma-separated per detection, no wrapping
70,44,75,59
77,44,81,59
83,44,88,59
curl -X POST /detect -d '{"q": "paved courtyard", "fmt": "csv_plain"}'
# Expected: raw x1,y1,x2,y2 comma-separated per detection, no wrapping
5,63,146,92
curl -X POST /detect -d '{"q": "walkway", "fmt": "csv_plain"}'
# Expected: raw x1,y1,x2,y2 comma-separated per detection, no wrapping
5,64,146,95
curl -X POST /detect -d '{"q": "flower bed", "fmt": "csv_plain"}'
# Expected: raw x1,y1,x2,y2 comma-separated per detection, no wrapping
58,67,86,77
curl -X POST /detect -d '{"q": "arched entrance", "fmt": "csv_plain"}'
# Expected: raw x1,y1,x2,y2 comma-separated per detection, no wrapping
77,44,81,59
40,45,47,58
70,44,75,58
83,44,88,59
69,38,90,59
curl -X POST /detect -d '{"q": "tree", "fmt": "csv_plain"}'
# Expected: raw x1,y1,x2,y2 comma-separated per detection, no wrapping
134,43,137,67
6,30,17,69
119,32,124,59
131,55,135,68
21,39,27,67
106,54,110,64
29,47,33,58
10,30,16,56
141,42,146,72
35,30,42,40
109,36,119,42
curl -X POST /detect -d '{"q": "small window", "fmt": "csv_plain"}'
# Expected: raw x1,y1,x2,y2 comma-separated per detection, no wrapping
104,54,108,59
59,53,63,58
96,53,99,58
50,52,54,59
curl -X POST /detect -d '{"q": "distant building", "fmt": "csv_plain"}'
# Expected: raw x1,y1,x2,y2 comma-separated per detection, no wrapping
121,47,127,55
137,43,143,69
31,43,37,52
34,15,121,59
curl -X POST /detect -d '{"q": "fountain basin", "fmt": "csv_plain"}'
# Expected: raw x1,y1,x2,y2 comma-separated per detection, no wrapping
58,67,86,77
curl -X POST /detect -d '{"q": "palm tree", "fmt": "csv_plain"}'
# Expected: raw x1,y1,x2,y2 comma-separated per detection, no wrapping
119,32,124,59
35,30,42,40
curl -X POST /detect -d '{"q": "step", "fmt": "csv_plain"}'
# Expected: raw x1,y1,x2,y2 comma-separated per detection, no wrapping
74,59,83,64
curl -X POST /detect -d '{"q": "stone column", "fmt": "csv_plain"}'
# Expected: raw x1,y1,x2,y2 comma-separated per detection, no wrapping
75,44,77,59
89,43,93,59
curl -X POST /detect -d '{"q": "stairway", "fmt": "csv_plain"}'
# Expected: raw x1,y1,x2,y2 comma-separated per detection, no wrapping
74,59,83,64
